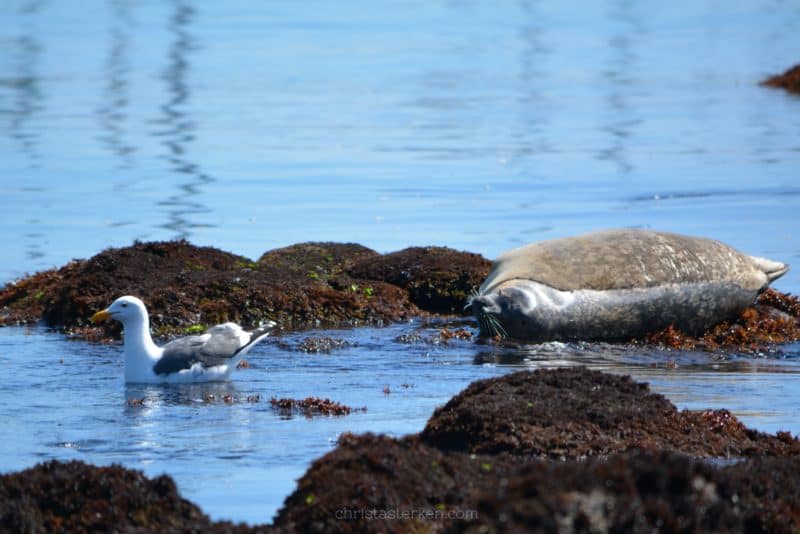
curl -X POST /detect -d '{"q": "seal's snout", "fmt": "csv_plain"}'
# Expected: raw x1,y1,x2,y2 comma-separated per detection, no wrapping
468,294,495,315
470,293,508,338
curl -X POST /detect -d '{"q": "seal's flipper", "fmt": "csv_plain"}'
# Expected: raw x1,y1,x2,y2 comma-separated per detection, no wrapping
750,255,789,284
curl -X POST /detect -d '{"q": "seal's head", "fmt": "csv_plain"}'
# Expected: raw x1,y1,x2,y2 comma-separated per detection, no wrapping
469,281,539,339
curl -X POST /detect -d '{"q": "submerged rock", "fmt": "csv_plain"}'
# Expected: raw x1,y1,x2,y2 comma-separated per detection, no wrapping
394,325,473,345
294,336,355,353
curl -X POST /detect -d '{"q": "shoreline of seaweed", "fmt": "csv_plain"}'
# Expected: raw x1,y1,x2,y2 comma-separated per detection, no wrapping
2,240,799,352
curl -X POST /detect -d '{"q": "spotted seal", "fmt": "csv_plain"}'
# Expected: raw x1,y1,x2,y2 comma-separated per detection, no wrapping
469,229,789,342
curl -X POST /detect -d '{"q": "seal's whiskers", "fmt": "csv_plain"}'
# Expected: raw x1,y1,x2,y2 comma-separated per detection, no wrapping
476,310,506,339
487,312,507,339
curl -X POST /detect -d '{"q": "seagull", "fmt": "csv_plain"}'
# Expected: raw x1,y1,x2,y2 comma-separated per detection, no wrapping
91,295,275,383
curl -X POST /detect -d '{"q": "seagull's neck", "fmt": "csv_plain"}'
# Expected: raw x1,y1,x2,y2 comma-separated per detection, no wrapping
121,314,161,362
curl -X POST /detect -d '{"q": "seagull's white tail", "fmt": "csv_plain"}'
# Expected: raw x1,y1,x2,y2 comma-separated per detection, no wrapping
234,321,277,356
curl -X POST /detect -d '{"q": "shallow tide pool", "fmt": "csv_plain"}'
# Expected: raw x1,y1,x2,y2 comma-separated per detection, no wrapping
1,0,799,525
1,323,799,523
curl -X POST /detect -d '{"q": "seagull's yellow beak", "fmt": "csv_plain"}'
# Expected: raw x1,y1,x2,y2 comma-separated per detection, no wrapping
91,309,112,323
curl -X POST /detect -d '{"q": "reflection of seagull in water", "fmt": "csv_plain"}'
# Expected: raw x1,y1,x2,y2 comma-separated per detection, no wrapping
91,296,275,383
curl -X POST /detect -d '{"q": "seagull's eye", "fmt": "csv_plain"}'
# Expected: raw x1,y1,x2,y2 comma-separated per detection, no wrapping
121,303,128,308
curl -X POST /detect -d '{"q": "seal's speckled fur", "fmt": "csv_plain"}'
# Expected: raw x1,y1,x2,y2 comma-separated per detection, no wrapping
471,229,789,341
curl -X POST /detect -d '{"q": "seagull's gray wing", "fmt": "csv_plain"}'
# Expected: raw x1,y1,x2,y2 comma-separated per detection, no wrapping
154,327,243,375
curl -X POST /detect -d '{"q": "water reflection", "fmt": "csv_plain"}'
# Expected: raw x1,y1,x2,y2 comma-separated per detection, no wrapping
152,1,214,239
96,0,136,170
596,0,645,175
474,339,800,372
125,381,241,408
515,0,553,162
3,2,46,266
24,228,45,260
3,1,45,167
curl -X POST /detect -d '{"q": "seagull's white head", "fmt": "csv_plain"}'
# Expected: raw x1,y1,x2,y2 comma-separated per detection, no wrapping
91,295,148,326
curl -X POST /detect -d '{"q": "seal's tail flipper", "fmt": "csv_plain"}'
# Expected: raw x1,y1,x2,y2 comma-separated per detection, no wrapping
751,255,790,284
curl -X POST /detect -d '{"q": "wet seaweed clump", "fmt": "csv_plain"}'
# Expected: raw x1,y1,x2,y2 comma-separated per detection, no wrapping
0,460,251,532
0,240,492,339
5,369,800,532
420,367,800,458
347,246,491,314
761,63,800,94
269,396,365,418
273,435,800,533
272,433,498,532
5,239,800,354
272,369,800,532
394,332,424,343
394,325,473,345
257,241,378,281
758,287,800,316
0,241,416,337
454,452,800,533
643,289,800,352
437,326,472,342
296,336,354,353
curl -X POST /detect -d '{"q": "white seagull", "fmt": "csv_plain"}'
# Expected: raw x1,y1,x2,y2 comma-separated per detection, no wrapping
91,296,275,383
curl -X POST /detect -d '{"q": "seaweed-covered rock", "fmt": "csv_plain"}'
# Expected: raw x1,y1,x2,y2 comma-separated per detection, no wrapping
272,433,505,532
0,241,420,338
348,246,491,314
258,242,378,281
454,451,800,533
762,64,800,94
4,370,800,532
271,436,800,533
8,447,800,533
643,289,800,352
273,369,800,532
0,460,252,533
421,368,800,458
2,240,798,350
0,241,494,339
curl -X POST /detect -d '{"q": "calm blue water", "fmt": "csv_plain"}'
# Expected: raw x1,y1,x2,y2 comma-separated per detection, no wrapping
1,0,799,525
